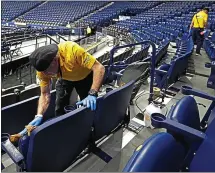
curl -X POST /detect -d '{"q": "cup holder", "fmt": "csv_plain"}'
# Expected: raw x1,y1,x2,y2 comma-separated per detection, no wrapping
151,113,166,122
64,104,77,114
151,113,166,128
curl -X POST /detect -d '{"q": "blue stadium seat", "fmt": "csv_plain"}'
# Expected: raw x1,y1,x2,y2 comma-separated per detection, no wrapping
124,87,215,172
93,80,135,140
2,90,56,135
1,80,135,171
123,132,186,172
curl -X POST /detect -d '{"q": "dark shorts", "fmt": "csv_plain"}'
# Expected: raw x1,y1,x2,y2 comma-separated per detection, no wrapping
55,72,93,116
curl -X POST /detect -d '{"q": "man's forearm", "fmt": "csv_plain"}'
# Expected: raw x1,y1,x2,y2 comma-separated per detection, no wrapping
189,23,193,30
91,64,105,92
37,94,51,115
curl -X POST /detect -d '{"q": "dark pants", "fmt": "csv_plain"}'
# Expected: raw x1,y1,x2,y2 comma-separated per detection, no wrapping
192,28,204,54
55,72,93,116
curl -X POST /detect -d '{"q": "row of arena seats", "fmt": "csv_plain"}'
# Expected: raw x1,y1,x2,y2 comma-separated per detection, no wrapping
103,38,170,101
205,61,215,90
15,1,108,26
204,31,215,89
204,32,215,61
1,1,42,22
154,35,193,91
123,86,215,172
1,80,135,171
108,1,214,44
1,85,40,108
82,1,160,27
106,26,192,92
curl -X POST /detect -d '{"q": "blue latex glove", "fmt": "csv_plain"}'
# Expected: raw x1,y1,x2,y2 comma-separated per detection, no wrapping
19,116,43,136
76,95,97,111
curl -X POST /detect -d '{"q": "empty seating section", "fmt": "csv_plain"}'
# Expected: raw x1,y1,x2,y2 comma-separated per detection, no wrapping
111,1,214,42
15,2,108,26
1,1,42,22
82,2,160,27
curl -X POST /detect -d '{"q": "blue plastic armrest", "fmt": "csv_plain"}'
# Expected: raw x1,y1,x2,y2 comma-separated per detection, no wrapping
155,69,168,75
1,134,24,166
181,86,215,101
151,113,206,142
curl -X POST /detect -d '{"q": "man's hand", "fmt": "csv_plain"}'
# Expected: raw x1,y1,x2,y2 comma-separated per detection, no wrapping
76,95,96,111
18,115,43,136
10,115,43,143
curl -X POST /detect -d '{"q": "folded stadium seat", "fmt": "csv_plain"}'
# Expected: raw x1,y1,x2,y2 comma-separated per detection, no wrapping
1,93,19,108
116,62,149,101
2,81,136,171
93,80,135,140
123,132,186,172
154,55,188,90
2,106,95,172
2,90,56,135
19,86,40,102
124,45,149,64
2,84,25,95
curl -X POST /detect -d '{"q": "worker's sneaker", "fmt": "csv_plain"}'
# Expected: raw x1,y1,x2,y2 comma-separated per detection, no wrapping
196,53,202,56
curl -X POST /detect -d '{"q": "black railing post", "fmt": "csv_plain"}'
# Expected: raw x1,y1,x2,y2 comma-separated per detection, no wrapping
30,65,32,84
19,68,22,84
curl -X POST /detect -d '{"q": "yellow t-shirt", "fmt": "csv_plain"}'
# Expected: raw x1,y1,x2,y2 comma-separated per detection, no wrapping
192,11,208,29
87,27,92,34
36,41,96,87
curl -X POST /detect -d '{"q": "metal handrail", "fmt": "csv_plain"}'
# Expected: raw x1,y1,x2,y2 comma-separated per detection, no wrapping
56,33,67,42
107,40,156,103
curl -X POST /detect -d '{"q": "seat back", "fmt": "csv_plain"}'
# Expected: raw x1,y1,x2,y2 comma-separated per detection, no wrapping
93,80,135,140
190,118,215,172
1,93,18,108
26,107,95,171
19,86,40,101
123,132,186,172
118,62,149,85
160,55,186,88
2,84,25,95
167,96,200,130
1,90,56,134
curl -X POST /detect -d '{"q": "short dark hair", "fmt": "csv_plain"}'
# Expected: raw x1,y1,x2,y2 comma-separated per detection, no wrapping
203,7,209,12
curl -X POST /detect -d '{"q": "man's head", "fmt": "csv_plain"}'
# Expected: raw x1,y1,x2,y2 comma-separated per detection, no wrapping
29,44,59,76
203,7,209,14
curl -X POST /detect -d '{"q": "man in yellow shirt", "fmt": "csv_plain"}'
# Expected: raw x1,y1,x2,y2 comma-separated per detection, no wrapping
10,41,105,141
87,25,92,37
189,7,209,55
32,41,105,118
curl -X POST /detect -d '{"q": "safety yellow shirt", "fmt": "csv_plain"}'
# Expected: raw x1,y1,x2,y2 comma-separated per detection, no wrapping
36,41,96,87
87,27,92,34
192,11,208,29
